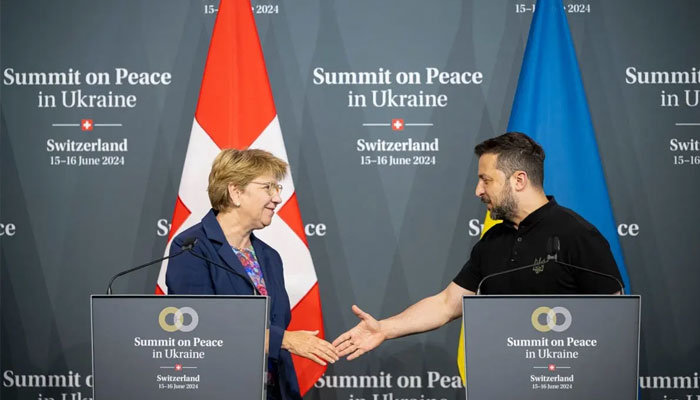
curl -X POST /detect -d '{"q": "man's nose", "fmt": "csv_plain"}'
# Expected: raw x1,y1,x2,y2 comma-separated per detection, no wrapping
475,181,485,198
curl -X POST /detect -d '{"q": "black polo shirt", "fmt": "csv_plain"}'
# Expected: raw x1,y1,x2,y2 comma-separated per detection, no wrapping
453,197,623,294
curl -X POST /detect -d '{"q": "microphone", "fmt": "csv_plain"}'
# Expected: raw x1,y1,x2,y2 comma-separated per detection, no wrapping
476,236,625,295
546,235,625,295
181,237,197,251
546,236,560,262
476,258,554,295
181,240,260,296
105,237,197,295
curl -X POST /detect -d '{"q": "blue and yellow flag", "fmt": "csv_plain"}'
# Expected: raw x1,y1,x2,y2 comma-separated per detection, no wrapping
457,0,630,382
457,212,500,382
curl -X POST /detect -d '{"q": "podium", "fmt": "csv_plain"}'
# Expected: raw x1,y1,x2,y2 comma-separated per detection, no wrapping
91,295,269,399
461,295,640,400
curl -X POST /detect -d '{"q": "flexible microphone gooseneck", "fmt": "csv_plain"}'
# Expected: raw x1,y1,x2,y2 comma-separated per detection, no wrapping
476,236,624,295
546,236,625,295
183,240,260,296
105,237,196,295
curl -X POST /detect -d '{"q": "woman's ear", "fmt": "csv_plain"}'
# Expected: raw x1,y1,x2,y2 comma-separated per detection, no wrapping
228,183,242,207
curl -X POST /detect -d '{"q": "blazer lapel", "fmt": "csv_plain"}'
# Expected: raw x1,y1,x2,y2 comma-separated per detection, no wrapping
201,210,256,293
251,234,276,307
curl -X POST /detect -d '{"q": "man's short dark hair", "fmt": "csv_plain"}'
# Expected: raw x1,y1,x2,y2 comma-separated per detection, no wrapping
474,132,545,188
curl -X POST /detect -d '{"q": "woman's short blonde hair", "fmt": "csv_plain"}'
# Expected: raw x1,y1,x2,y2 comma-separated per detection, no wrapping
208,149,288,211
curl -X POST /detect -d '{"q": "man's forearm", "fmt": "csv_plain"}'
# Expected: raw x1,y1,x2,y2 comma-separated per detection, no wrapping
378,293,457,340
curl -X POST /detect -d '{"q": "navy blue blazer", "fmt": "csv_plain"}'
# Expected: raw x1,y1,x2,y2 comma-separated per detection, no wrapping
166,209,301,400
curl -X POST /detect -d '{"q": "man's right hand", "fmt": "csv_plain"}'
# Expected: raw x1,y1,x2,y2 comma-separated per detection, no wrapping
332,305,386,360
332,283,472,360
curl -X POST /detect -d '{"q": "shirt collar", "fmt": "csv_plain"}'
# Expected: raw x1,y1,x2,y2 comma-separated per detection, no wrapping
516,195,556,231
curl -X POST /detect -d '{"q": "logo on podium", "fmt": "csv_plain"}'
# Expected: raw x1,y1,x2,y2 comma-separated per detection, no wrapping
531,306,572,332
158,306,199,332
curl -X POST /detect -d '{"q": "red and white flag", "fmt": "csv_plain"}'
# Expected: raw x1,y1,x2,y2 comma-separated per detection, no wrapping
155,0,326,393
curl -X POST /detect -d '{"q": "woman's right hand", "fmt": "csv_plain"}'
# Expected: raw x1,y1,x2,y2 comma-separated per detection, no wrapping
281,330,339,366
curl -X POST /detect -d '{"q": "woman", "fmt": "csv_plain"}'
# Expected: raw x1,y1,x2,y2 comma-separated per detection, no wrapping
166,148,338,400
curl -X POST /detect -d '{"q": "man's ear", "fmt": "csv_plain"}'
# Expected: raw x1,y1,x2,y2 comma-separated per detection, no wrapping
512,170,528,191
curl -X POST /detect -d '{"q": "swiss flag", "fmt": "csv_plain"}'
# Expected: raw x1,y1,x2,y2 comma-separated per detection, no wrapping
155,0,326,394
392,118,404,131
81,119,93,131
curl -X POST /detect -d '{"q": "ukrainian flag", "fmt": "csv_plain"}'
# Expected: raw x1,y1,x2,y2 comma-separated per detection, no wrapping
457,0,630,382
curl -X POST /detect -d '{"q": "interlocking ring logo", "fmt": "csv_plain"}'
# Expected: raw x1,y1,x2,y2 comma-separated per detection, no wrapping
158,307,199,332
531,306,572,332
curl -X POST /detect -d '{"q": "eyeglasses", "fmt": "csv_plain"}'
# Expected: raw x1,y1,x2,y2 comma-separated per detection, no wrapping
250,181,283,196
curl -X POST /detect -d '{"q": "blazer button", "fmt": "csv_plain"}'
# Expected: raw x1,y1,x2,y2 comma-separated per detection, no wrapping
271,313,277,321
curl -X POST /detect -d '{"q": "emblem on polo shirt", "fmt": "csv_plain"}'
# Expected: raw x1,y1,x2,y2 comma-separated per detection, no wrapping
532,257,547,274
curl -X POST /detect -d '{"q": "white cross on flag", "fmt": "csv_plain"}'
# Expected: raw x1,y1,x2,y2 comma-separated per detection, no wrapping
155,0,326,393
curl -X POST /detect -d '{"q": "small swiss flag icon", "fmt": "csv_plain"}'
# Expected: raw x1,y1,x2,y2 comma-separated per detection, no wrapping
548,364,556,371
175,364,182,371
81,119,93,131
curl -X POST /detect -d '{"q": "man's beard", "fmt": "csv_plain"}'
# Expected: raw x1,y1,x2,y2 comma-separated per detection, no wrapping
489,184,517,221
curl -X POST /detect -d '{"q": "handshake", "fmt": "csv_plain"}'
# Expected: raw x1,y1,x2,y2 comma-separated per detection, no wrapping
283,305,386,366
285,282,469,365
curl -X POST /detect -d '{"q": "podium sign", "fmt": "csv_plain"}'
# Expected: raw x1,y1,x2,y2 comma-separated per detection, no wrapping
91,295,268,400
462,295,640,400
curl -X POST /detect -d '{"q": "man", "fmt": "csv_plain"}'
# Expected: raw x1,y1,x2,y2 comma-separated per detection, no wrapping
333,132,623,360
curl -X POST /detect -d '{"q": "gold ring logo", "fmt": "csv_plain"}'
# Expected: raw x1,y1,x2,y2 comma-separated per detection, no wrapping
531,306,572,332
158,307,198,332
